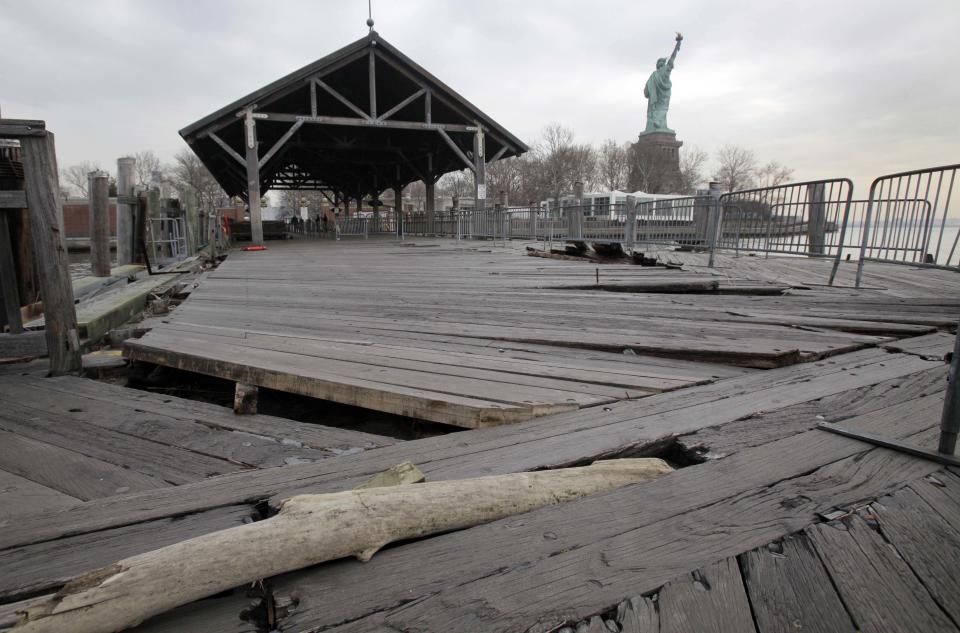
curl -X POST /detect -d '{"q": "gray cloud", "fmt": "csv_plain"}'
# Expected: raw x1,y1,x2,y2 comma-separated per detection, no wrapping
1,0,957,194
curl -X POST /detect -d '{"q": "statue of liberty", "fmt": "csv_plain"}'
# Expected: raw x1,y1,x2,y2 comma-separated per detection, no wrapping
643,33,683,134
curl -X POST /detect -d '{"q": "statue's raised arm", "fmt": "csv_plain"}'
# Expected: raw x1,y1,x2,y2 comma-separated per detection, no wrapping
667,32,682,69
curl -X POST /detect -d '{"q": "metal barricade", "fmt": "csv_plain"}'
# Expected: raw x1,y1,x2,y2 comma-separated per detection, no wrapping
147,217,187,268
335,216,368,239
634,196,703,248
716,179,853,283
855,165,960,286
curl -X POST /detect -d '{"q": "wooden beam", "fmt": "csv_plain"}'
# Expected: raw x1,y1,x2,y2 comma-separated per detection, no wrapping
20,132,81,374
208,132,245,166
473,127,486,206
0,119,46,138
314,79,372,121
425,90,432,124
310,80,317,117
0,211,23,333
258,120,304,170
378,89,426,122
261,112,478,133
368,49,377,118
437,129,475,173
487,145,509,164
0,191,26,209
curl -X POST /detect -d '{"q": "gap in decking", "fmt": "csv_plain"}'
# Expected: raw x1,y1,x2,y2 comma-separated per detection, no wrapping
125,365,464,441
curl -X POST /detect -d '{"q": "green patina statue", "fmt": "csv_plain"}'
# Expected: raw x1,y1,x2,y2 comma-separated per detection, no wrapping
643,33,683,134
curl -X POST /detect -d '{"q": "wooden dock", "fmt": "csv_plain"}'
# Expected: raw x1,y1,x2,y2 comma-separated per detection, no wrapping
1,237,959,633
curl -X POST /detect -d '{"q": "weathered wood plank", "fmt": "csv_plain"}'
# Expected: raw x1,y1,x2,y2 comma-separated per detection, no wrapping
0,504,254,602
271,393,945,633
871,486,960,623
0,331,46,359
0,429,170,500
0,468,80,520
0,349,936,551
741,532,855,633
657,558,756,633
0,191,27,209
808,513,957,633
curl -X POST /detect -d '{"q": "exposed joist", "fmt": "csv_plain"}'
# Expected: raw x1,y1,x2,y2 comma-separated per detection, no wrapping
208,132,245,166
0,119,46,138
368,50,377,118
438,129,476,173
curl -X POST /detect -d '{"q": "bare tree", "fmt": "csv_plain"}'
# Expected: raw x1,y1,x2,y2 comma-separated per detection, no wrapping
534,123,596,208
485,156,526,205
713,145,758,192
678,146,709,194
60,161,102,197
170,149,226,213
132,150,163,187
437,170,473,202
596,140,629,192
756,160,794,188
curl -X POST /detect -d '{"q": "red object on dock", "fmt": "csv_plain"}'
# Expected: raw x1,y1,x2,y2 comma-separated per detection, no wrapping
241,246,268,251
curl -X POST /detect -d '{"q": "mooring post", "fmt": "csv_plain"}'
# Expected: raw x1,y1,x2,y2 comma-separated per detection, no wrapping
20,130,81,374
88,170,111,277
939,322,960,455
116,156,135,265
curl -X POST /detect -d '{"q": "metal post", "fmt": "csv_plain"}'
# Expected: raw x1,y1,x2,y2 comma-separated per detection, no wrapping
939,323,960,455
707,181,722,268
573,181,584,241
625,195,637,253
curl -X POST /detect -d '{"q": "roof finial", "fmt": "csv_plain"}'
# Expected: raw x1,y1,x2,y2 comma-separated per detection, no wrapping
366,0,374,31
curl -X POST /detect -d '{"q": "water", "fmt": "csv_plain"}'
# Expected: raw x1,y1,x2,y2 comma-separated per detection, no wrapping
68,251,92,279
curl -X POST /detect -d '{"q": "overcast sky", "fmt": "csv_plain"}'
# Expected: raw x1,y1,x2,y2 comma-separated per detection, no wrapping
2,0,958,194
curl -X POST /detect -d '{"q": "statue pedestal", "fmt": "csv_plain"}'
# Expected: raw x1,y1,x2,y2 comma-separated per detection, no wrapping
630,131,683,194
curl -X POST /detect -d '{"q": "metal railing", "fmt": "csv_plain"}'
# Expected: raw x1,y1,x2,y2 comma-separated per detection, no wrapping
147,217,187,268
855,165,960,286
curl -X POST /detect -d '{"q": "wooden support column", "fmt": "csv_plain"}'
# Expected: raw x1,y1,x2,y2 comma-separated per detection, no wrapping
624,194,637,252
0,210,23,332
244,109,263,246
183,187,199,255
116,156,135,265
88,171,111,277
425,181,436,234
572,180,584,240
234,382,258,415
20,131,81,374
473,127,486,209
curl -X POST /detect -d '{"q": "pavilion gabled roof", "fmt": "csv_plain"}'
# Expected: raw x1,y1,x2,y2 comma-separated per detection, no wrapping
180,31,528,200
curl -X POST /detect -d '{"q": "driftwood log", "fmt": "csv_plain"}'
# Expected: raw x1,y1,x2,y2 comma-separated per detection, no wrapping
13,459,672,633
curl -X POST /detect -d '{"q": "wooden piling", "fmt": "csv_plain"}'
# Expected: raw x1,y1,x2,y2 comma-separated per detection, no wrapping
116,157,135,265
88,170,111,277
20,130,81,374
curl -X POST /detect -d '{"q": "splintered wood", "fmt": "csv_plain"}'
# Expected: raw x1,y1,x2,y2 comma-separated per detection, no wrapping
124,240,957,428
11,459,672,633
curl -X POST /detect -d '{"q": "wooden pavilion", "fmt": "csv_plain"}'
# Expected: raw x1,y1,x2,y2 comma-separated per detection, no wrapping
179,30,528,244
